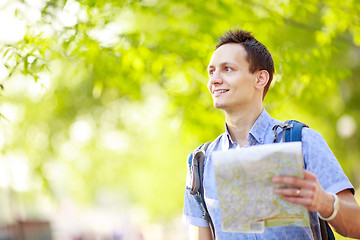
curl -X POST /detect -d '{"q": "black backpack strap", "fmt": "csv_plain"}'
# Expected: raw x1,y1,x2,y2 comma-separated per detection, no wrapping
186,142,215,240
273,120,335,240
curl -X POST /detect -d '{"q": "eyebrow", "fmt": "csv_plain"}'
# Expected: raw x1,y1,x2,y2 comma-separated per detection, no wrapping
207,61,236,71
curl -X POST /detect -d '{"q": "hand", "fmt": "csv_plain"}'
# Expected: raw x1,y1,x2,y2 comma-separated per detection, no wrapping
272,169,333,216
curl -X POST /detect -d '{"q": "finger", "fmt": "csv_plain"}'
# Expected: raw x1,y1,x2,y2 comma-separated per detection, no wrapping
303,169,317,181
272,170,318,186
274,188,313,198
272,174,318,190
272,176,305,189
273,188,300,197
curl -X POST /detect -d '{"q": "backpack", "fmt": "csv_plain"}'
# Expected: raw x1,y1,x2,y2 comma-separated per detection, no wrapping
186,120,335,240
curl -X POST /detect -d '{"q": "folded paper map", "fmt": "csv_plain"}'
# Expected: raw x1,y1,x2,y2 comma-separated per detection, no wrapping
212,142,310,233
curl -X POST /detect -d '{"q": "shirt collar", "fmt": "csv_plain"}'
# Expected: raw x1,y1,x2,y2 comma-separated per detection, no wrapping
223,123,234,151
223,109,271,150
248,108,271,145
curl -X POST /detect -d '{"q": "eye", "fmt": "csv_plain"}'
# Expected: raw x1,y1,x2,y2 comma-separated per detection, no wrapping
225,66,232,72
209,69,215,76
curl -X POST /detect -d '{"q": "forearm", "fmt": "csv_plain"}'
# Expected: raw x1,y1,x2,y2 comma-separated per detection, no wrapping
325,191,360,238
189,225,212,240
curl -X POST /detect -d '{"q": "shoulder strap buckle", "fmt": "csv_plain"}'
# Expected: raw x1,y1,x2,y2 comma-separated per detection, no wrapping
272,120,308,143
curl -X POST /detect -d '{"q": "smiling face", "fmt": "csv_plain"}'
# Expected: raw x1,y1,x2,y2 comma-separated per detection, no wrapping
207,43,260,112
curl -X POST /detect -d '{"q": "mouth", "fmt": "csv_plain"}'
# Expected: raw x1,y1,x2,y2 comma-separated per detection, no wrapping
213,89,229,96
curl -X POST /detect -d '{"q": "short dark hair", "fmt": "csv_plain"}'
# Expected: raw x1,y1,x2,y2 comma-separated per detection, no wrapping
216,30,274,99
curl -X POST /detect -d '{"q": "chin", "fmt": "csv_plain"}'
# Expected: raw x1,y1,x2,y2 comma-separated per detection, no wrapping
214,102,225,109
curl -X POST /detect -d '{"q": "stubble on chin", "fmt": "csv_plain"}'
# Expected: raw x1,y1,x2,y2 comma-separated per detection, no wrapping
213,101,225,109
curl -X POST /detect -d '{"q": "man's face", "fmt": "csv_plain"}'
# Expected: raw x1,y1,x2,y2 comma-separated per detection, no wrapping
207,43,259,111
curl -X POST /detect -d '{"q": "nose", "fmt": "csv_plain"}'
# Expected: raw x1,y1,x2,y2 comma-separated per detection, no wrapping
208,70,222,86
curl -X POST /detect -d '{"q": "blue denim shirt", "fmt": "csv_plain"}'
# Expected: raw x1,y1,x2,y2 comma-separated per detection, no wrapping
183,109,354,240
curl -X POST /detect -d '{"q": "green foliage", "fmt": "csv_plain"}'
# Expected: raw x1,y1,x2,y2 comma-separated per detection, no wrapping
1,0,360,226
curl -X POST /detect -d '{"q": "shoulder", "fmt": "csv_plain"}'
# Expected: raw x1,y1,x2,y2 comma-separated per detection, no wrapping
186,132,226,164
301,127,335,168
301,127,331,156
301,127,329,148
190,132,227,154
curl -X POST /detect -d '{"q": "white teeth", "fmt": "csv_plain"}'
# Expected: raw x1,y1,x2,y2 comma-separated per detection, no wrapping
214,90,228,94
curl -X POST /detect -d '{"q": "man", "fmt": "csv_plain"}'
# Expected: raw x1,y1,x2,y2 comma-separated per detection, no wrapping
183,30,360,240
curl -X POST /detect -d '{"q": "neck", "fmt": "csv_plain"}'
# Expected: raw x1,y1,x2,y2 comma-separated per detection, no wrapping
224,102,263,147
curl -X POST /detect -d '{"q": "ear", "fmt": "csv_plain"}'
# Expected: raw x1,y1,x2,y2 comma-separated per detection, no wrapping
254,70,269,90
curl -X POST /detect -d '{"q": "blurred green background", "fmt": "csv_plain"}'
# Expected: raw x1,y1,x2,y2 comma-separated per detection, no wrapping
0,0,359,239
